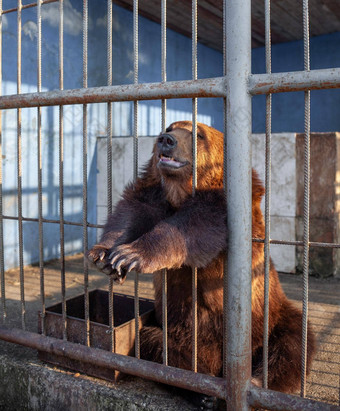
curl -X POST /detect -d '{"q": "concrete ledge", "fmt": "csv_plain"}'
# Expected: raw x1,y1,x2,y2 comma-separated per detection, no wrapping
0,344,196,411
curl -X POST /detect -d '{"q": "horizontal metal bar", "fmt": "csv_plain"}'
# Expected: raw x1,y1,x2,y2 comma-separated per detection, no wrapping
0,77,226,109
252,238,340,248
3,214,339,248
1,327,337,410
2,214,104,229
249,67,340,95
248,385,339,411
0,326,227,399
3,0,57,14
1,68,338,108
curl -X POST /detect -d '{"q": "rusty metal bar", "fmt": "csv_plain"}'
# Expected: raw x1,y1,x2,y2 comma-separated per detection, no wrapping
161,0,168,367
252,238,340,248
0,0,5,324
133,0,140,360
249,67,340,95
225,0,252,408
17,0,26,331
2,0,57,15
0,327,335,411
161,0,167,129
222,0,227,381
0,77,225,109
191,0,198,374
82,0,90,348
263,0,272,390
301,0,311,397
0,326,227,399
107,0,115,354
2,214,104,229
37,0,45,336
59,0,66,341
2,212,340,249
248,385,339,411
0,68,339,110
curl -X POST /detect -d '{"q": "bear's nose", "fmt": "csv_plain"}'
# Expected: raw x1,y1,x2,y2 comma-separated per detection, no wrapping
157,133,177,149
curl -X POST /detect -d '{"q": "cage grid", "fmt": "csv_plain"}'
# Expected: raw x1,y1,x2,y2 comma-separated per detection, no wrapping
0,0,339,410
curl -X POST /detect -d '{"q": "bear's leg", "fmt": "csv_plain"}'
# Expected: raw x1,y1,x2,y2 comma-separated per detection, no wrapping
140,326,220,410
253,303,316,393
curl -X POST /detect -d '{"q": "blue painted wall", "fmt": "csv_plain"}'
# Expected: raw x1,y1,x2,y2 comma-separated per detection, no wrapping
252,32,340,133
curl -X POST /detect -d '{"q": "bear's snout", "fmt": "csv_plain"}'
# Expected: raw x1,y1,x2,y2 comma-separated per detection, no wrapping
157,133,177,154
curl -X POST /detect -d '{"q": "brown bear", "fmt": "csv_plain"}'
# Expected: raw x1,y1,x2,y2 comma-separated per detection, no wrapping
87,121,315,394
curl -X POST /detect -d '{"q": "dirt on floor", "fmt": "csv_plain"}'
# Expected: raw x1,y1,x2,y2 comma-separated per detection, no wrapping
1,253,339,407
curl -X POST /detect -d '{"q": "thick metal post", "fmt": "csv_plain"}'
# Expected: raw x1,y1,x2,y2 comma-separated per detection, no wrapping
224,0,252,409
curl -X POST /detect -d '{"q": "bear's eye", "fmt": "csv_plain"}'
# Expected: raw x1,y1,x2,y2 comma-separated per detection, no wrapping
165,126,173,132
192,132,204,140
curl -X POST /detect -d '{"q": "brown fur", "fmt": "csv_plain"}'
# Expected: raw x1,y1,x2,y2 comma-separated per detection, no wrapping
87,121,315,392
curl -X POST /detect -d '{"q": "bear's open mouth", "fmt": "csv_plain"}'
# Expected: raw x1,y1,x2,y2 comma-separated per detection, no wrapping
158,154,188,169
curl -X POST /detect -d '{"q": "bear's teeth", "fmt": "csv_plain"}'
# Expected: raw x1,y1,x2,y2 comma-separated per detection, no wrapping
160,155,174,162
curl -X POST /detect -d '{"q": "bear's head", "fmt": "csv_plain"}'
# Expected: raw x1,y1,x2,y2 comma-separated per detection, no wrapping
151,121,224,206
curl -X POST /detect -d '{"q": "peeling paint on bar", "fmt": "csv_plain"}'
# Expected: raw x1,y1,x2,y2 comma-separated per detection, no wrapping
0,78,226,109
249,67,340,95
0,327,227,400
248,385,339,411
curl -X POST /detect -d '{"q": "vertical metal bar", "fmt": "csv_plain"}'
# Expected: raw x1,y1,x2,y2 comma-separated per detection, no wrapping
225,0,252,408
263,0,272,390
107,0,115,353
161,0,168,366
223,0,228,381
107,0,113,218
133,0,140,360
161,0,167,130
17,0,25,330
82,0,90,347
191,0,198,373
301,0,311,398
0,0,5,324
222,0,227,379
59,0,66,341
37,0,45,335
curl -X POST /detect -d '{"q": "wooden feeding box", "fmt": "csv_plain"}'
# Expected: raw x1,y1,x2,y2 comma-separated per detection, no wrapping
38,290,155,381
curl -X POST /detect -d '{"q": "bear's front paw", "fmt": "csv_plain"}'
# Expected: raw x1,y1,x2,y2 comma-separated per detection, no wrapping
86,245,127,284
109,243,145,275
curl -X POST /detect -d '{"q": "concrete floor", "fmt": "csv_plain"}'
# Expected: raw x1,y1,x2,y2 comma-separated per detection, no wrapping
0,253,339,408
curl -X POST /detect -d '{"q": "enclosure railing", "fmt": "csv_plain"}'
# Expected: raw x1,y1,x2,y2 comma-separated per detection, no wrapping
0,0,339,410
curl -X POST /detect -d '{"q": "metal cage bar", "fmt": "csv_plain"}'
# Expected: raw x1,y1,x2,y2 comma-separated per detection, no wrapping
1,326,339,411
224,0,252,408
301,0,311,397
0,0,5,325
37,0,46,336
133,0,140,360
191,0,198,374
0,67,338,110
82,0,90,347
59,0,67,341
107,0,115,354
2,0,58,15
222,0,228,382
262,0,272,389
161,0,168,367
17,0,26,331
